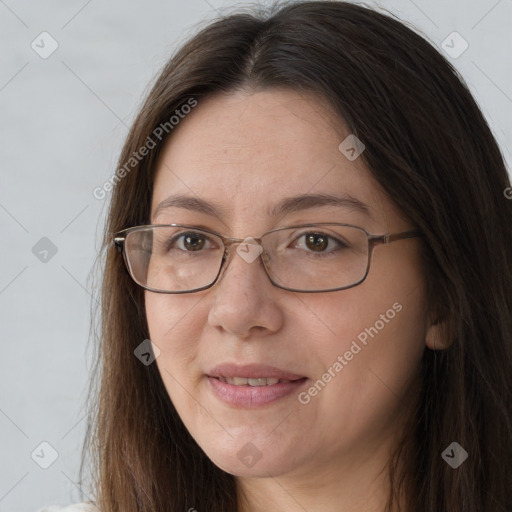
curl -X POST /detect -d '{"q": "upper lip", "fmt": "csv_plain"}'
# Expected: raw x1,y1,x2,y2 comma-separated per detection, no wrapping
207,363,306,381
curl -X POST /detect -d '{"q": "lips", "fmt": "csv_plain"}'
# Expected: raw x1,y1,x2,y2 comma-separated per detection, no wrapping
217,376,291,386
207,363,306,382
206,363,308,407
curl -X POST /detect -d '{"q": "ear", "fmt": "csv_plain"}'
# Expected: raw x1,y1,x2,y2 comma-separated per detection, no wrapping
425,317,453,350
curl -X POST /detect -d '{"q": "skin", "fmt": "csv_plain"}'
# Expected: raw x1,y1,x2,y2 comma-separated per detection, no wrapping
145,88,444,512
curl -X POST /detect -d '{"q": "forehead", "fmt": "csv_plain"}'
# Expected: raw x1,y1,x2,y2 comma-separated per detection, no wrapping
150,88,400,230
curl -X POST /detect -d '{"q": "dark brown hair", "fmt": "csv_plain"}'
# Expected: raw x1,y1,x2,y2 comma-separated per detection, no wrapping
80,1,512,510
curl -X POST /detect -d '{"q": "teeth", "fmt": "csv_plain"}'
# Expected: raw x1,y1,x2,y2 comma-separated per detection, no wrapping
248,377,280,386
220,376,289,386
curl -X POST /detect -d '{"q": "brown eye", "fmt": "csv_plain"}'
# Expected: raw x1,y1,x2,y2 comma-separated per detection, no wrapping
179,233,206,251
305,233,328,252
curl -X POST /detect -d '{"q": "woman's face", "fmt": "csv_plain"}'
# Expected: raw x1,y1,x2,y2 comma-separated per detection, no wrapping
145,88,428,480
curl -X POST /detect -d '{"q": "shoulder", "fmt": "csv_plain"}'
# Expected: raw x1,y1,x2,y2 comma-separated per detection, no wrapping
36,504,98,512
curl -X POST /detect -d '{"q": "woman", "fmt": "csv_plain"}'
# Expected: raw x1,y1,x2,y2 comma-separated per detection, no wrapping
45,1,512,511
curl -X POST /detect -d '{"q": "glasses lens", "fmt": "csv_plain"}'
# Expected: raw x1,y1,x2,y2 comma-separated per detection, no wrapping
262,225,369,291
124,226,224,292
122,224,369,293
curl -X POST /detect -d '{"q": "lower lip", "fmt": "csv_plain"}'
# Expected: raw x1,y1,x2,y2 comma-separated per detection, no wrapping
206,376,308,408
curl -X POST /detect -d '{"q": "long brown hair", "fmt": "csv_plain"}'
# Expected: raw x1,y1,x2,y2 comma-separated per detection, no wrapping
79,1,512,510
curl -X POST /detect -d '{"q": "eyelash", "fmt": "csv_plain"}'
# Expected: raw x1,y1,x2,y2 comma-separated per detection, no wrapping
167,230,346,257
289,232,346,257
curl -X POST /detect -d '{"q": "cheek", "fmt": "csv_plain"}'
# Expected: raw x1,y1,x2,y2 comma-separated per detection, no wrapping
306,252,427,429
144,293,203,387
145,292,200,346
301,288,425,396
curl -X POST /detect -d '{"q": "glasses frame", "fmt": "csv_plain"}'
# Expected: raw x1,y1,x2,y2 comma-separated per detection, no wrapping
114,222,423,294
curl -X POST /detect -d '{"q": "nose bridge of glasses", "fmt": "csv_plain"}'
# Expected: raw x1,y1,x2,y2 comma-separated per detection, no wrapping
216,236,272,279
222,236,266,259
222,236,263,249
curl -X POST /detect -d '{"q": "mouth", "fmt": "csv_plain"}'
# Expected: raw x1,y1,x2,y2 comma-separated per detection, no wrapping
212,376,306,386
205,363,308,407
207,362,306,381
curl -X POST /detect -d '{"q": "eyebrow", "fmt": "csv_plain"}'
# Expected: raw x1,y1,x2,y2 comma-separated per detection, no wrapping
153,192,372,220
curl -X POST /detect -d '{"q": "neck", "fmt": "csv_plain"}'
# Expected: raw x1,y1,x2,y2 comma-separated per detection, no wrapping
236,433,409,512
235,384,419,512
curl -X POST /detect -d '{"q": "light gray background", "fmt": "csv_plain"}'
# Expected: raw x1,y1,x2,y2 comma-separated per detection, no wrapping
1,0,511,511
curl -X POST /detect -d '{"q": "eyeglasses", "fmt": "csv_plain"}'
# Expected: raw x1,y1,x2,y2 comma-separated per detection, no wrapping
113,223,423,294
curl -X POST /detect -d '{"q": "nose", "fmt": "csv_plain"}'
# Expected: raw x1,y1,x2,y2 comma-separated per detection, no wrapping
206,240,284,338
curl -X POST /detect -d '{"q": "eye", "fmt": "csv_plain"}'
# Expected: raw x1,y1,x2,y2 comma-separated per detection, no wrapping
292,231,347,255
169,232,215,252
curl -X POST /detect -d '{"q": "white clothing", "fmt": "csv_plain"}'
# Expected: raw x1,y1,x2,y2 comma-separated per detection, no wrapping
37,503,97,512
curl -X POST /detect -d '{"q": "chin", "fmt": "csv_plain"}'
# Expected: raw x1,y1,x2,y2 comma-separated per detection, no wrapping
199,442,298,478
